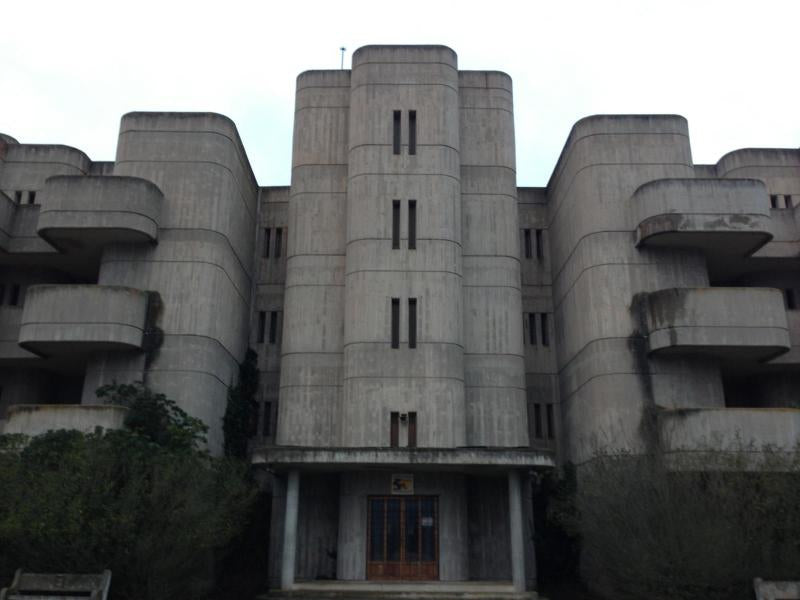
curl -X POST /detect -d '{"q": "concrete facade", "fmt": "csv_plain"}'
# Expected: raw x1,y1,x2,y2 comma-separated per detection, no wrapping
0,44,798,593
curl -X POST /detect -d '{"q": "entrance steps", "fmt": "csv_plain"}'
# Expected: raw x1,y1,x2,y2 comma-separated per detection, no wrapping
261,581,540,600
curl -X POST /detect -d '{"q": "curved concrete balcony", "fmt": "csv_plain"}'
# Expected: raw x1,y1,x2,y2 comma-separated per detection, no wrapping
660,407,800,455
634,178,772,257
642,287,790,361
2,404,128,436
19,285,149,356
37,175,162,250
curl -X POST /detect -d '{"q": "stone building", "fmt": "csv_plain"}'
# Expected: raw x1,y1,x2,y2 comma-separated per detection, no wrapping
0,44,798,596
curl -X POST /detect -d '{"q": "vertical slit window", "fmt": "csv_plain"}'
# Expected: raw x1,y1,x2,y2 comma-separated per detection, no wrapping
257,311,266,343
770,194,779,208
262,402,272,437
785,289,796,311
28,191,36,204
274,228,283,258
0,284,5,305
9,285,20,307
540,313,549,347
528,313,537,346
390,412,399,447
408,298,417,349
535,229,544,260
408,110,416,155
393,110,401,155
391,298,400,348
14,191,21,204
263,228,271,258
408,412,417,447
546,404,555,440
534,404,543,439
408,200,416,249
392,200,401,249
523,229,532,259
786,195,794,209
269,311,278,343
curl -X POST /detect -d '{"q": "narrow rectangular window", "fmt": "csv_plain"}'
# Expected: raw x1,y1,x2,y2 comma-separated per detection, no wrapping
14,191,21,204
393,110,401,155
408,298,417,349
528,313,537,346
274,228,283,259
540,313,549,347
785,289,796,311
535,229,544,260
257,311,266,343
262,401,272,437
9,284,20,307
786,195,794,209
390,412,399,447
269,311,279,344
0,284,5,305
408,200,416,249
546,404,555,440
408,110,417,155
28,191,36,204
533,404,543,439
392,200,401,249
391,298,400,348
770,194,779,208
523,229,532,259
408,412,417,447
263,228,271,258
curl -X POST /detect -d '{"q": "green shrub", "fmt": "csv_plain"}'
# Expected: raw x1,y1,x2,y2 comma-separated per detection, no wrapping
549,448,800,600
0,384,258,600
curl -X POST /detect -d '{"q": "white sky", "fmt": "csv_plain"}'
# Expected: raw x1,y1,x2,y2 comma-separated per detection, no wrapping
1,0,798,187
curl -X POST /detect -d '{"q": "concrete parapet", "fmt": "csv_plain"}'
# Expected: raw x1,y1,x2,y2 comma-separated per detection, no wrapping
1,403,128,436
641,287,790,360
634,178,772,256
660,407,800,454
19,284,149,356
37,175,162,249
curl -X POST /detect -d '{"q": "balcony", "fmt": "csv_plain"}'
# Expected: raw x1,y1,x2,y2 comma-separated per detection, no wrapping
2,404,128,436
660,407,800,455
634,178,772,257
19,285,150,356
37,175,162,250
641,287,790,361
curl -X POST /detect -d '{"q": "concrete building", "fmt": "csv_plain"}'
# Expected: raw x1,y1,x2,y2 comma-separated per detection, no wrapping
0,44,798,596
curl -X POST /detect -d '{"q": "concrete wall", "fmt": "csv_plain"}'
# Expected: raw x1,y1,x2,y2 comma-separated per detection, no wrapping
547,115,715,463
341,46,465,448
460,71,527,447
105,112,258,453
278,71,349,446
2,403,127,436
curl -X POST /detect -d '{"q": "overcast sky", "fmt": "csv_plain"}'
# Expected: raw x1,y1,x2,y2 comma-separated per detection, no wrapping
2,0,798,187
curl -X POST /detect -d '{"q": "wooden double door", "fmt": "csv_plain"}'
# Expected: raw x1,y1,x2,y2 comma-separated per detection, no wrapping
367,496,438,580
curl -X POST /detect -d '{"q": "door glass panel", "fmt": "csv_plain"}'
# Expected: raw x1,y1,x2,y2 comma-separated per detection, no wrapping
405,497,420,562
386,498,401,561
369,498,385,561
420,497,436,561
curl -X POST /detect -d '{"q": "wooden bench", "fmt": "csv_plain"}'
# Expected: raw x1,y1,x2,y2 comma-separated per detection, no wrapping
0,570,111,600
754,578,800,600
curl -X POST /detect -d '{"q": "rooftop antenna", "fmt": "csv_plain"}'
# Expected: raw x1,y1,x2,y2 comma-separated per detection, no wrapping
340,47,346,69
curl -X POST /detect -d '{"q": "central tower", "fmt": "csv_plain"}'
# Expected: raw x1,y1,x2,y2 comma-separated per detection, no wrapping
342,45,465,447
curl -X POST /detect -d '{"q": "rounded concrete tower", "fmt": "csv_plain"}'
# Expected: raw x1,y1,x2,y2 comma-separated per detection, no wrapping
341,46,466,447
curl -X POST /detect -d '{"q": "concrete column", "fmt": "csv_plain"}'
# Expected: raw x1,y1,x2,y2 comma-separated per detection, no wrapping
508,469,525,592
281,470,300,590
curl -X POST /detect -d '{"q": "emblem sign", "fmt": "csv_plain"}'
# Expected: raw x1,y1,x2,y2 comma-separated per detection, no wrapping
391,474,414,495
